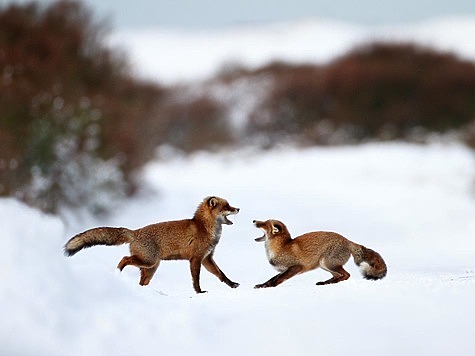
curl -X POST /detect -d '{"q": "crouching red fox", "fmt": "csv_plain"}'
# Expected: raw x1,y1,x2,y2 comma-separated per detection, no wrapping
253,219,387,288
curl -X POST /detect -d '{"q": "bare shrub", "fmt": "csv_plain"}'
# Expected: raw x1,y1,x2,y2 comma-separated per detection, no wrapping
157,95,233,153
245,44,475,146
0,1,164,213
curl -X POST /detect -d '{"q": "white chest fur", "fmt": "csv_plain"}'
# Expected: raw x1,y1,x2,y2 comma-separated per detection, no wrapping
213,223,222,245
265,241,286,272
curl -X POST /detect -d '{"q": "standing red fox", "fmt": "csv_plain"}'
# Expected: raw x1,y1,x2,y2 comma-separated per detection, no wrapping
253,219,387,288
64,196,240,293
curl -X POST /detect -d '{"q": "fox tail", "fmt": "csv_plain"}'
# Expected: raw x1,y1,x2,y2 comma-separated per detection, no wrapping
350,243,387,280
64,227,133,256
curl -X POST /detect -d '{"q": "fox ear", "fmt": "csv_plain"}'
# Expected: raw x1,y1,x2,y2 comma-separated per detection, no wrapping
272,223,282,234
208,197,218,208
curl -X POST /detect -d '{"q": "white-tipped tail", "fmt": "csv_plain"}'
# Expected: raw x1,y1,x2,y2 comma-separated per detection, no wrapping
350,243,387,280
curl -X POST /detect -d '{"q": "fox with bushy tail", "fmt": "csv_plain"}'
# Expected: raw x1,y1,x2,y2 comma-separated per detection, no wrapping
253,219,387,288
64,196,240,293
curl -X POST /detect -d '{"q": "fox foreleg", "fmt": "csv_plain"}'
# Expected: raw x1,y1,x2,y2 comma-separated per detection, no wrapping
190,257,206,293
255,265,303,289
202,255,239,288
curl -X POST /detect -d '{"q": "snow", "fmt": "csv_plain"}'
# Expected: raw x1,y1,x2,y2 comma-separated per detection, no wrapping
2,17,475,356
2,142,475,355
109,17,475,84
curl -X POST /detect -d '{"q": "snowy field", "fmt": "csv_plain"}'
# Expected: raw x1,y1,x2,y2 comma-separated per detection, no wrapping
2,142,475,355
2,17,475,356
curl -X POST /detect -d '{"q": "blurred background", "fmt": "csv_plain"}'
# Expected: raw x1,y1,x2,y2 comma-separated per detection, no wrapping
6,0,475,28
1,0,475,214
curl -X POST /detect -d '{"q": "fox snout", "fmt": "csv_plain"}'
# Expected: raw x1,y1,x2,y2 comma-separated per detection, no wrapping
207,197,240,225
222,205,239,225
253,220,267,242
228,206,239,215
253,219,288,242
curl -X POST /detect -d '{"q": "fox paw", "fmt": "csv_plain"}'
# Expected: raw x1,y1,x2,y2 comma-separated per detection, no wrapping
254,283,269,289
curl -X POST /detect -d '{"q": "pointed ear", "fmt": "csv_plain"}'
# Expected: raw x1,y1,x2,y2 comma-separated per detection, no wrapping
272,223,282,234
208,197,218,208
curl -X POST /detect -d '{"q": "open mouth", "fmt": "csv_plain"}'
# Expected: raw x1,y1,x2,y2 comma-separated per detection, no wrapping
255,234,266,242
223,210,238,225
253,221,266,242
223,215,233,225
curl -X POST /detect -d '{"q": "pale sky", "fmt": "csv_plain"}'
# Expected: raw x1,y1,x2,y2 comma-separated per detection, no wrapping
2,0,475,29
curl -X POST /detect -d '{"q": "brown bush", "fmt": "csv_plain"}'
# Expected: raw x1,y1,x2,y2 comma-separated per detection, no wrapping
0,1,165,213
245,43,475,145
323,42,475,138
246,62,330,144
157,94,233,153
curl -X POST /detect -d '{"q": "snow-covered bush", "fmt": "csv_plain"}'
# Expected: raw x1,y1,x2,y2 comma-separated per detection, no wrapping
26,133,127,214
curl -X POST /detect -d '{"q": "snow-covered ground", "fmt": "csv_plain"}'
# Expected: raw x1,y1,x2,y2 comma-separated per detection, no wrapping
110,17,475,84
1,142,475,355
2,17,475,356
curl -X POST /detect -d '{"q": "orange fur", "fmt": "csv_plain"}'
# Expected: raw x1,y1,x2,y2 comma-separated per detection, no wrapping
253,219,387,288
65,197,240,293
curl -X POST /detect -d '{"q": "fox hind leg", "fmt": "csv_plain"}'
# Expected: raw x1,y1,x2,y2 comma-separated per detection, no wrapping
316,265,350,285
117,255,156,271
140,262,160,286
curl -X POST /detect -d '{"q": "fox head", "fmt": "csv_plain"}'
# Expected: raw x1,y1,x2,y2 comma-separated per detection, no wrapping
253,219,290,242
202,196,240,225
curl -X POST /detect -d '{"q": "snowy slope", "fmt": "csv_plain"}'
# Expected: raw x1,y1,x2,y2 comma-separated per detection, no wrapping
1,142,475,355
109,17,475,84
